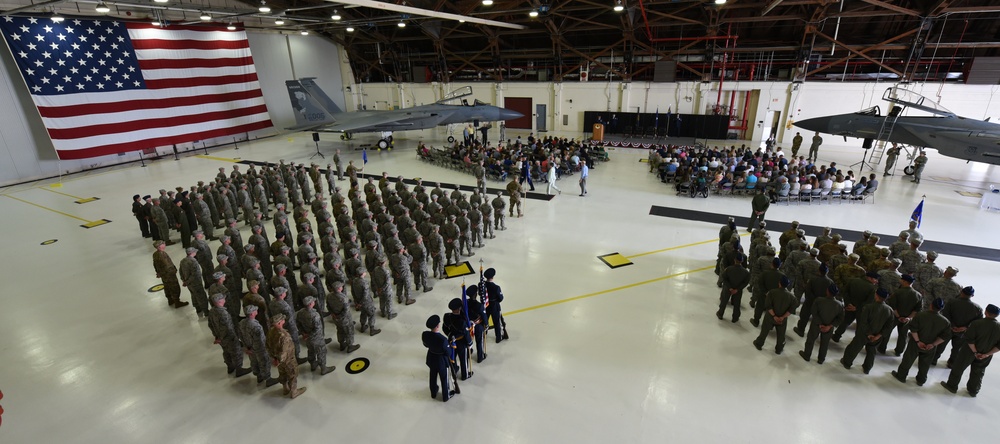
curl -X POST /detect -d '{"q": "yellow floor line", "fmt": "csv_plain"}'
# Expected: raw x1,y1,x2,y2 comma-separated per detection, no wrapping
38,187,87,200
505,265,715,317
626,232,751,259
3,194,93,223
195,154,240,163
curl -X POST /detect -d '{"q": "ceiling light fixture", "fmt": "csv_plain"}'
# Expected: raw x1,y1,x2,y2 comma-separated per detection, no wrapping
301,30,309,35
459,19,465,23
332,10,342,20
95,2,111,13
529,10,539,17
613,1,624,12
259,1,271,13
227,23,237,31
482,0,494,5
50,11,65,22
714,0,726,4
200,12,212,21
153,0,168,3
274,18,285,25
346,26,355,32
398,20,406,27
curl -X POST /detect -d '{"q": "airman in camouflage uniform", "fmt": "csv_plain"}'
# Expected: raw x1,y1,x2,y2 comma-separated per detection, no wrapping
239,305,278,386
492,191,507,229
353,271,381,336
180,247,209,316
243,280,269,326
409,236,431,292
913,251,941,295
208,293,251,377
391,245,415,305
326,280,361,353
266,314,306,398
480,200,495,239
150,198,172,244
296,296,335,375
833,254,866,293
370,254,396,319
457,209,475,256
152,241,188,308
924,266,962,305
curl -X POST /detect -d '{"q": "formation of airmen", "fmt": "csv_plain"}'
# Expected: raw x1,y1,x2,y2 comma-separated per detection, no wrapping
145,157,515,399
716,217,1000,397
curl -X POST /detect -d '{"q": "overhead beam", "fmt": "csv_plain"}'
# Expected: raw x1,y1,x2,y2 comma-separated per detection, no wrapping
323,0,528,30
807,27,918,76
858,0,920,17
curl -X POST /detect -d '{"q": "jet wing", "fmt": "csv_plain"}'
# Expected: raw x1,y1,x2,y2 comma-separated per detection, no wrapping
296,110,451,133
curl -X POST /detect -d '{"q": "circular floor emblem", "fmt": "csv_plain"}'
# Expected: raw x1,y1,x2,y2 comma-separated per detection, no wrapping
345,357,370,374
40,239,58,245
148,284,165,293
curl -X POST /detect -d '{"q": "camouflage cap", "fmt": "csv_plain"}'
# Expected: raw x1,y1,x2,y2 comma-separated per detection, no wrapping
186,247,198,255
153,240,166,247
273,286,288,295
275,264,287,272
248,279,259,288
870,235,880,242
271,313,286,324
303,272,316,281
213,271,225,280
244,244,255,251
217,254,228,262
193,230,204,236
244,305,258,315
832,233,842,241
946,266,959,274
210,293,226,303
303,296,317,306
809,248,819,256
927,251,938,259
331,281,345,289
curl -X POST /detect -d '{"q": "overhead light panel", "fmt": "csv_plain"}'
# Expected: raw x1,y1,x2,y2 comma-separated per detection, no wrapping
332,10,342,20
227,23,237,31
153,0,168,3
301,30,309,35
50,11,65,23
529,10,539,17
398,20,406,27
200,12,212,21
329,0,526,30
95,2,111,13
259,1,271,13
274,18,285,25
151,18,161,26
614,1,624,12
459,19,465,23
482,0,494,5
714,0,726,4
346,26,355,32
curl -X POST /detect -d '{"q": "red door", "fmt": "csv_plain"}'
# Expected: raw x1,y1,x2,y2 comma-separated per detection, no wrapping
504,97,533,129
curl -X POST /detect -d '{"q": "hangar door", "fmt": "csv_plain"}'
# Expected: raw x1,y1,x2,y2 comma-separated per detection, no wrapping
503,97,533,129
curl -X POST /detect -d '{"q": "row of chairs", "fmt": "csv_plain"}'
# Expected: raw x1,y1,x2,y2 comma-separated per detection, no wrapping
707,183,877,204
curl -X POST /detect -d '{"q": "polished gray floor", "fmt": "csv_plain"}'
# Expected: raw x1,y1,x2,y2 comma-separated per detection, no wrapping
0,126,997,443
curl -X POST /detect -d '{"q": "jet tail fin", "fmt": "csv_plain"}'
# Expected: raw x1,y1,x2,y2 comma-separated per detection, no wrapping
286,79,335,129
299,78,344,114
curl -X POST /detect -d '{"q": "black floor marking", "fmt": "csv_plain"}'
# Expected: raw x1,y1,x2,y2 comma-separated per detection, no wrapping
648,205,1000,263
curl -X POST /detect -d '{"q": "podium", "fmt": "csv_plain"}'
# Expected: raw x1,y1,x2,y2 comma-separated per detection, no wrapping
592,123,604,141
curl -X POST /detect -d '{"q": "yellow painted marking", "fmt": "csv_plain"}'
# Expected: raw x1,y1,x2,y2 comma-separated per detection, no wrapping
505,265,715,317
195,154,239,163
74,197,100,204
148,284,165,292
39,187,86,200
41,239,58,245
3,194,92,223
445,261,475,278
638,158,649,163
625,233,749,259
956,191,982,198
49,183,64,188
597,252,633,269
81,219,112,228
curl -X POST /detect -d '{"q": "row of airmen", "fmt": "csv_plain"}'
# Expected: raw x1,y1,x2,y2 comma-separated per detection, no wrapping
714,217,999,397
148,162,517,398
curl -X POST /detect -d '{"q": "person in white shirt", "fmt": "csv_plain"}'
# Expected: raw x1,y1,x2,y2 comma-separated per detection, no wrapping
546,161,562,195
579,163,589,196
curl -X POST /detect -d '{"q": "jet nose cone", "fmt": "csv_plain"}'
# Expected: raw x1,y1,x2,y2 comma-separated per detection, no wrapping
498,108,524,121
795,116,833,133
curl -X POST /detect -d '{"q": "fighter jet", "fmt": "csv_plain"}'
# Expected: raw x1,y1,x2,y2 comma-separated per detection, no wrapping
795,87,1000,173
286,78,522,149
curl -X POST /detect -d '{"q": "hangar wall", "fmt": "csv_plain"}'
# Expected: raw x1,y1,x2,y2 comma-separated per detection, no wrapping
345,80,1000,150
0,31,347,187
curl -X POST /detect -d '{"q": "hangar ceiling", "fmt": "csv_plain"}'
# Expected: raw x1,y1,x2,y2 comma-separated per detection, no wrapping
3,0,1000,83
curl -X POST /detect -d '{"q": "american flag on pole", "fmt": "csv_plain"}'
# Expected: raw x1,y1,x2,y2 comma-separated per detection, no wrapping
0,17,272,160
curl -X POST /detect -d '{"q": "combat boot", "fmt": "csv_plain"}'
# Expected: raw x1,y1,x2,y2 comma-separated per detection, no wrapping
320,366,336,375
234,367,252,377
290,387,306,399
346,344,361,353
370,328,382,336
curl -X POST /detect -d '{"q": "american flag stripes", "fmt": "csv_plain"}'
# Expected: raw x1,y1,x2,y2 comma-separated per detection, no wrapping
0,17,272,160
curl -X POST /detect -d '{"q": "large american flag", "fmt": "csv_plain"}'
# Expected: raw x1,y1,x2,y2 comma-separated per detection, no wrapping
0,16,272,160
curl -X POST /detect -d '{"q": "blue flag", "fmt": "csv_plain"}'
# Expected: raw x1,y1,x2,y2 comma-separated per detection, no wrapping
362,149,368,164
911,199,924,228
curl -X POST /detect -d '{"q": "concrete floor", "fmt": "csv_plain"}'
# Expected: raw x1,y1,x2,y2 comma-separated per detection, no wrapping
0,126,998,443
